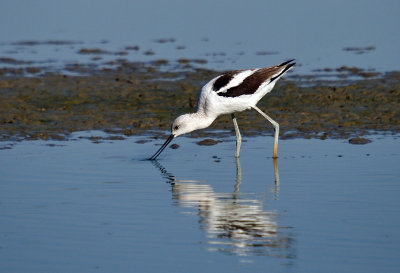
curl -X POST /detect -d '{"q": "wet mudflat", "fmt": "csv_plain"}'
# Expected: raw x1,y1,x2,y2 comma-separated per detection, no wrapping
0,133,399,272
1,65,399,142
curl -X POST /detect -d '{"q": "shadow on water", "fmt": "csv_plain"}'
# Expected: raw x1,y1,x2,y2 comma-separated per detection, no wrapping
151,158,295,258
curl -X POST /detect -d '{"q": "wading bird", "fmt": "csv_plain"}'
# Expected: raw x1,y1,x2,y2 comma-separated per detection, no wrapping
150,59,295,160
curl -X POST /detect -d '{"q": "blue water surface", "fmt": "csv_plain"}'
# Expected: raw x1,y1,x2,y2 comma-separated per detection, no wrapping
0,133,399,272
1,0,399,74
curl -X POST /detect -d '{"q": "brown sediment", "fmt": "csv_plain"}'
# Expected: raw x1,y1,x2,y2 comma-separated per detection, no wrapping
154,38,176,44
11,40,83,46
348,137,372,145
154,59,169,65
197,139,222,146
143,50,155,56
78,48,111,55
0,57,33,65
255,51,279,56
178,58,207,65
125,45,140,51
170,143,180,149
313,66,381,78
343,46,376,54
0,62,399,142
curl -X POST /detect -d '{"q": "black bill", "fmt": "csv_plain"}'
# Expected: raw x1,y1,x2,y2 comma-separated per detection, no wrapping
149,134,175,160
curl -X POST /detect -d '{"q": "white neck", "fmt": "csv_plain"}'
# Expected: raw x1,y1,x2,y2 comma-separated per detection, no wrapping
189,111,216,131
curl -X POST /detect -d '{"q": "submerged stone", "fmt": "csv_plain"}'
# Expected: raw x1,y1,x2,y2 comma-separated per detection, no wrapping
348,137,372,145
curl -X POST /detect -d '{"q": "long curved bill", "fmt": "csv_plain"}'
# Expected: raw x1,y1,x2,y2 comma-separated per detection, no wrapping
149,134,175,160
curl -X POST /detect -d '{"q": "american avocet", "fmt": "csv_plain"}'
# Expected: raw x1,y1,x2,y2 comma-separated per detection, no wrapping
150,59,295,160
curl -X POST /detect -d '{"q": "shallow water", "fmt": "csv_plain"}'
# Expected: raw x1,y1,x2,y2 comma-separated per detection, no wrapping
0,132,399,272
1,0,400,74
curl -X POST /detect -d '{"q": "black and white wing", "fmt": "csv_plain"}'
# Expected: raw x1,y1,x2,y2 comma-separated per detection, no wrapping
212,59,295,98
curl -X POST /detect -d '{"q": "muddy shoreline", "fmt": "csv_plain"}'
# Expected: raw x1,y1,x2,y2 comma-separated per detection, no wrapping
0,62,399,143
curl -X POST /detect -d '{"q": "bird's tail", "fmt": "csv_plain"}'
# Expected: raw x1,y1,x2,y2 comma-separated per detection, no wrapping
270,59,296,83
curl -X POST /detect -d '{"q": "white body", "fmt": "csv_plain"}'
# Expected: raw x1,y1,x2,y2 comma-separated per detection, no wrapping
149,60,295,160
198,70,278,118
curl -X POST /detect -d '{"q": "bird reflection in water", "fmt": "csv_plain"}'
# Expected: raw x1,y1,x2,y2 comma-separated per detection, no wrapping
152,158,294,258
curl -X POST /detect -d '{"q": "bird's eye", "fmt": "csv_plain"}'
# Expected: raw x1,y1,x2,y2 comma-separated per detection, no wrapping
174,125,179,130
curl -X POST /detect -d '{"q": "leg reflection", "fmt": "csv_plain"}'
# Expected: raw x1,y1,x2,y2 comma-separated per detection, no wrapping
273,158,280,186
234,157,242,193
273,158,280,198
150,159,293,257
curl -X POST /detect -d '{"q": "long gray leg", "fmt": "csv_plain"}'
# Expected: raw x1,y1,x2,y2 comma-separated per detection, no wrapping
231,114,242,158
234,157,242,193
252,106,279,158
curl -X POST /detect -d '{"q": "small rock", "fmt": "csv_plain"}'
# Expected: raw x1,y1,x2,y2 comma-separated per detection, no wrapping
196,139,221,146
170,143,179,149
105,136,125,141
348,137,372,145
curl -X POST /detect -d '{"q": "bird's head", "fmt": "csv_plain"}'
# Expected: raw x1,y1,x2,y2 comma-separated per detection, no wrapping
149,113,214,160
171,113,197,137
149,113,200,160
